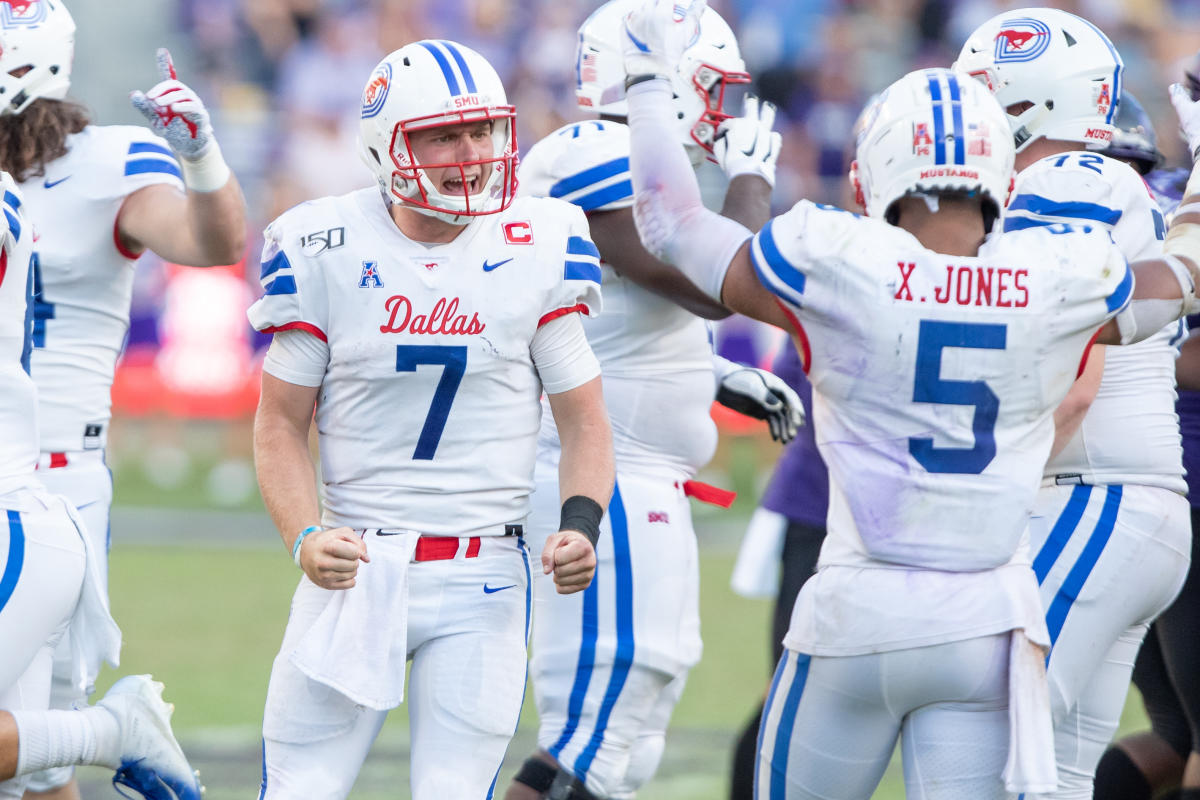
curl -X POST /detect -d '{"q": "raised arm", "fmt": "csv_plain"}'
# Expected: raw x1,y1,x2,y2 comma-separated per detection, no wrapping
118,49,246,266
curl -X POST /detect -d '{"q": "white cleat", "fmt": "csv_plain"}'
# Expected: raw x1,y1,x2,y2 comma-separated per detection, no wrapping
96,674,205,800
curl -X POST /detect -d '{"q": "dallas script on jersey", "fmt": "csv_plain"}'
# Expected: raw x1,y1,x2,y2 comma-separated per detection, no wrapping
379,294,486,335
893,261,1030,308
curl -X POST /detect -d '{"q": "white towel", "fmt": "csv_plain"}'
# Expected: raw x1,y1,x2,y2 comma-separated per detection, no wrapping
730,508,787,598
48,491,122,697
1003,629,1058,794
290,532,418,710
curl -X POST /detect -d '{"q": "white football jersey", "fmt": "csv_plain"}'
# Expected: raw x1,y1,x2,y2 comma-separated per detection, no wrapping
518,120,717,476
23,125,184,453
751,202,1129,654
248,188,602,535
1005,152,1183,492
0,184,39,495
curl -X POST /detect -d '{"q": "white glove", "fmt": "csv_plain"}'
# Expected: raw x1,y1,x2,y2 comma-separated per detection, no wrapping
1170,82,1200,161
716,365,806,443
715,95,783,188
622,0,706,80
131,49,215,161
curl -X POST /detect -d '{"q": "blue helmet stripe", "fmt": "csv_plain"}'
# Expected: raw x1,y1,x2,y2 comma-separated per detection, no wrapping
947,74,965,165
439,41,477,94
418,41,461,96
927,73,946,166
1074,16,1122,125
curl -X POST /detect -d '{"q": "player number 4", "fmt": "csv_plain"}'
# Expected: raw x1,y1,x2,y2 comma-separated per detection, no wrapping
394,344,466,460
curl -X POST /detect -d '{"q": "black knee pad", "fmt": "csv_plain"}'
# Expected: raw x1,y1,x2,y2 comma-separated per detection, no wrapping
547,769,600,800
514,756,559,795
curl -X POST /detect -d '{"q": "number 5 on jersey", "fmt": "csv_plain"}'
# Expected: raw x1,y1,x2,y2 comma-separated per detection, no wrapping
395,344,466,459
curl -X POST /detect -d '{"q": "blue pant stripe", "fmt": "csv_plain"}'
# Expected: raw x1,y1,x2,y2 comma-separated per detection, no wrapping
487,539,533,799
1032,484,1093,584
770,652,811,800
0,509,25,613
1046,485,1123,648
573,480,635,781
257,739,267,800
549,530,601,758
755,652,790,800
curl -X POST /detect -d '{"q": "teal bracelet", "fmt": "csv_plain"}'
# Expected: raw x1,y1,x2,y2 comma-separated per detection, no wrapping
292,525,322,568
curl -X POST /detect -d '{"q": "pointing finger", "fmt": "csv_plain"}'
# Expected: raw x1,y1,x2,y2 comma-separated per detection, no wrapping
156,47,177,82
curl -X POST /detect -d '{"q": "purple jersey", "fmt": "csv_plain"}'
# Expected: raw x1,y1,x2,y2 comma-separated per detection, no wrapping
760,341,829,527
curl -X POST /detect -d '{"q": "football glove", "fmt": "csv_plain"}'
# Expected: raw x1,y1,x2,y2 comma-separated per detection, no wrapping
715,95,783,188
1170,82,1200,161
622,0,706,80
130,49,215,162
717,365,805,443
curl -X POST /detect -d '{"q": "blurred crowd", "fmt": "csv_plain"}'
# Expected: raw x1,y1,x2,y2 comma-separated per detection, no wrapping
112,0,1200,424
173,0,1200,221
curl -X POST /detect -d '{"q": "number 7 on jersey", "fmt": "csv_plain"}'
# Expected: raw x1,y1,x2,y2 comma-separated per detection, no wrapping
395,344,466,460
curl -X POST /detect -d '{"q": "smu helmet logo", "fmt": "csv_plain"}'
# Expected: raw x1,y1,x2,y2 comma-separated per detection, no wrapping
359,261,384,288
0,0,47,27
361,63,391,119
993,18,1051,63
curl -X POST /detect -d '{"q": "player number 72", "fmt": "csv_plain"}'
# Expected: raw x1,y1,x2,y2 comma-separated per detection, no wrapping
394,344,467,460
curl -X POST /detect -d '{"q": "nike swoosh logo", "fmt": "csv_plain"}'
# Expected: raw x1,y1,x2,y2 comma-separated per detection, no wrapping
483,257,513,272
483,583,517,594
43,176,71,189
740,129,758,157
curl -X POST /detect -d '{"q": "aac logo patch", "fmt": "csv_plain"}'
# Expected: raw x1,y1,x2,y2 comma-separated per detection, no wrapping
359,261,384,288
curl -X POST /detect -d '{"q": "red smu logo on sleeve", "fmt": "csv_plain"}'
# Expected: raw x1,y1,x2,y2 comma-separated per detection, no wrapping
503,221,534,244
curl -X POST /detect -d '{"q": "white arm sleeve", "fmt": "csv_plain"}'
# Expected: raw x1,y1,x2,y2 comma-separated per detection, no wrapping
627,79,753,301
262,328,329,387
531,312,601,395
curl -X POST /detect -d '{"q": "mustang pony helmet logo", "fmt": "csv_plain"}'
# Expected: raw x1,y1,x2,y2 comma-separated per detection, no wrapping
0,0,48,27
993,17,1051,63
361,62,391,119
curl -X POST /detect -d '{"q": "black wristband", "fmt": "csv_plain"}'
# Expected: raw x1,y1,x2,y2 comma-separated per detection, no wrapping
559,495,603,549
624,73,665,91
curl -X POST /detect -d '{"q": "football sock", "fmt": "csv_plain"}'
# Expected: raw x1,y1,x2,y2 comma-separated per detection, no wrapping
1093,747,1152,800
12,706,117,774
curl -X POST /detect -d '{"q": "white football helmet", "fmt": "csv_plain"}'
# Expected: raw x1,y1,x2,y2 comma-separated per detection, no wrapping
953,7,1121,152
358,40,517,224
852,68,1014,224
0,0,75,116
575,0,750,158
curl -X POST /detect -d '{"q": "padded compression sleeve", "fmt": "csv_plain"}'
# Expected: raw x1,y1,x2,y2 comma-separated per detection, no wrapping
626,79,752,302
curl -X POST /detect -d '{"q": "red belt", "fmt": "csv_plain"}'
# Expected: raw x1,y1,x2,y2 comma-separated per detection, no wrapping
413,535,481,562
678,480,737,509
35,453,69,470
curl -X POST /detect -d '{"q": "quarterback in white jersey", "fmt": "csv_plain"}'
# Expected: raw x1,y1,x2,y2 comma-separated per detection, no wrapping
250,41,614,800
0,5,246,797
507,5,802,799
956,10,1190,797
619,2,1200,795
0,175,201,800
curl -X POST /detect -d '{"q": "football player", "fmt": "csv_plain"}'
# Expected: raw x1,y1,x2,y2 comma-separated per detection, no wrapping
955,10,1191,798
0,4,246,798
0,175,201,799
250,40,614,800
618,1,1200,797
506,3,802,799
1094,87,1200,800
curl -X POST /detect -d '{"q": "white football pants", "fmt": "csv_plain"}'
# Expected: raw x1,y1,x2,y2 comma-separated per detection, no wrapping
0,489,86,799
1027,483,1190,800
259,536,531,800
526,454,702,800
756,635,1013,800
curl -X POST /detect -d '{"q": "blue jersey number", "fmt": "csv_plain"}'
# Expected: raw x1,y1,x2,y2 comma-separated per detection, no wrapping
1051,153,1104,175
394,344,466,460
909,320,1007,474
